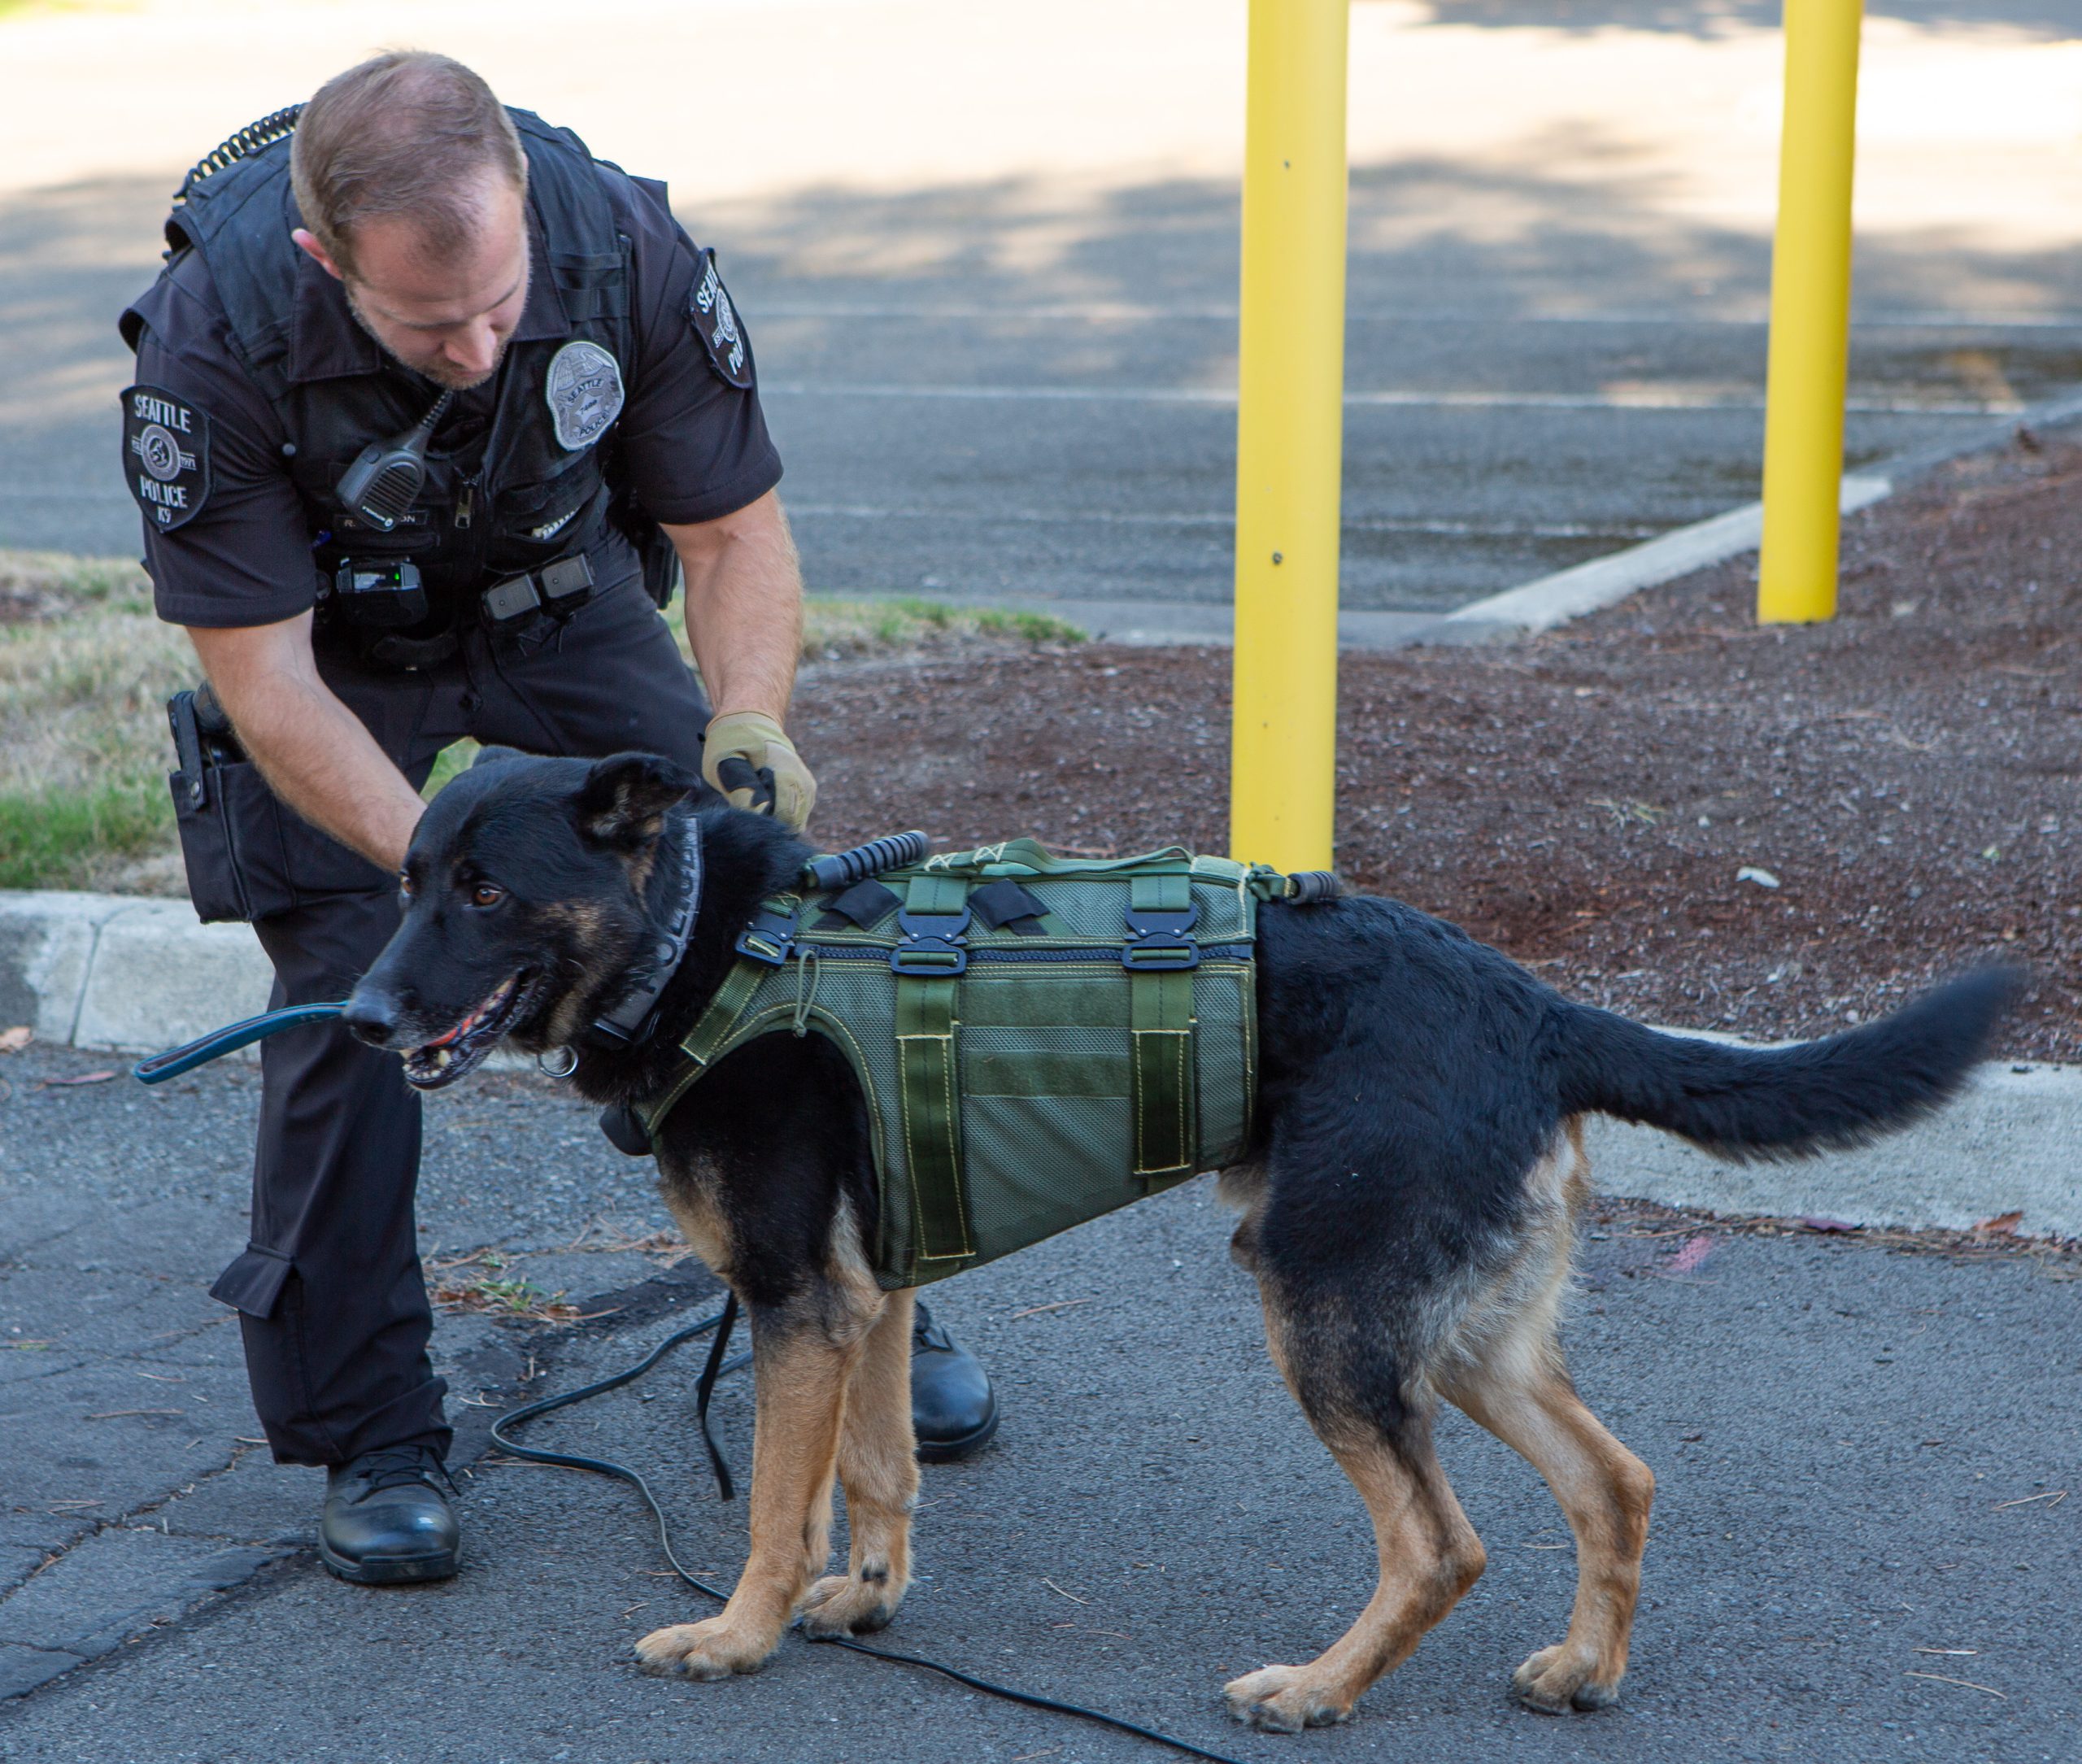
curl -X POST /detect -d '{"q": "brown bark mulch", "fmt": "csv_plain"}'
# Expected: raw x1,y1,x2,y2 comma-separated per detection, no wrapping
796,431,2081,1063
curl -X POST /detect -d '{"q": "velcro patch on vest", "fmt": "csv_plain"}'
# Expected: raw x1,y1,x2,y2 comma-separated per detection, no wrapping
969,879,1049,935
546,340,625,452
121,384,211,532
817,878,902,931
690,249,753,390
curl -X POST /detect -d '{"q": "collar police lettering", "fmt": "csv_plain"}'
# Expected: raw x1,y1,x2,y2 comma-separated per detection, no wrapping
544,340,625,452
690,250,753,390
120,384,211,531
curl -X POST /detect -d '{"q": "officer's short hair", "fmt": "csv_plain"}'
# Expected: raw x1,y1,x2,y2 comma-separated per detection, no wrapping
292,51,528,278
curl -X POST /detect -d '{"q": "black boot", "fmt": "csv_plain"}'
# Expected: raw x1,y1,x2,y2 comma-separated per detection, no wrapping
320,1443,460,1585
911,1300,998,1462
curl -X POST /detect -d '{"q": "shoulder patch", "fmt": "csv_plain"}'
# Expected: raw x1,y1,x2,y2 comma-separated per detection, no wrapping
120,384,211,532
689,249,753,390
545,339,625,451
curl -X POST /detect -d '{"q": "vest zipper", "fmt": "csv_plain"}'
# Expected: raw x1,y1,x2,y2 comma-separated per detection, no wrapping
455,478,476,529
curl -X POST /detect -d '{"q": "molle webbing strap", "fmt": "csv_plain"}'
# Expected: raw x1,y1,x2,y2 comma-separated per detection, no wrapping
638,956,770,1141
895,873,973,1265
1129,871,1198,1181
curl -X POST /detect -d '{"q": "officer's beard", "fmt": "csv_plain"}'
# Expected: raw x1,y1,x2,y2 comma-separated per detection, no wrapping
344,283,509,393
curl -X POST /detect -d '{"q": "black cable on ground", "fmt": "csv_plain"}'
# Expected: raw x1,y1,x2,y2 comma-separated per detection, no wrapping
490,1309,1251,1764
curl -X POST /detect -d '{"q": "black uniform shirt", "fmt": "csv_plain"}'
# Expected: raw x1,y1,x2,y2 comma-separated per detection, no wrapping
127,167,782,629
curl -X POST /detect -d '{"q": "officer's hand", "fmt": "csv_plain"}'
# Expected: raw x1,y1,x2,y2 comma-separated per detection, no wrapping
701,710,817,831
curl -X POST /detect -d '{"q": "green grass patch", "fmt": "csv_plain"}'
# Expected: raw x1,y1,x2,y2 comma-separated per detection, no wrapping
0,780,168,891
659,591,1082,660
793,595,1084,656
0,546,1083,891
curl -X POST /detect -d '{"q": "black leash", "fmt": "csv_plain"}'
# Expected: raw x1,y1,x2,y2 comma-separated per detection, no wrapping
490,1307,1250,1764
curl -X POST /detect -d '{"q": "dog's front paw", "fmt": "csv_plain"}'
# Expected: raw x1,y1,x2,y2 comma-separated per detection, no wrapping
799,1569,903,1638
1512,1643,1620,1713
1222,1663,1356,1732
634,1615,780,1680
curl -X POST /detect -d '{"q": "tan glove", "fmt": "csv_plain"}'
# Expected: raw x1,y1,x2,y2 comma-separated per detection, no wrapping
700,710,817,832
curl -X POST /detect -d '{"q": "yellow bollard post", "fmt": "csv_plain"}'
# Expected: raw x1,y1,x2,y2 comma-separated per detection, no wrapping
1229,0,1348,870
1758,0,1864,625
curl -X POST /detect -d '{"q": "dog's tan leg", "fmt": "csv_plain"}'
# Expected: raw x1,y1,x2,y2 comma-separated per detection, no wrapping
801,1287,918,1637
634,1306,860,1679
1224,1302,1487,1732
1444,1344,1654,1713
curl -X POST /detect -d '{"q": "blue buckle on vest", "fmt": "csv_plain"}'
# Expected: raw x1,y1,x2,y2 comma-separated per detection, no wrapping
891,906,970,976
735,906,797,967
1122,900,1200,971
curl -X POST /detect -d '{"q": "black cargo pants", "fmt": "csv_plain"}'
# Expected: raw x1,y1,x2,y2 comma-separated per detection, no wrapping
207,577,710,1466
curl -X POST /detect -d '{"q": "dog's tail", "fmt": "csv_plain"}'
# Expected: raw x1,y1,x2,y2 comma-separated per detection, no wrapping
1553,968,2019,1162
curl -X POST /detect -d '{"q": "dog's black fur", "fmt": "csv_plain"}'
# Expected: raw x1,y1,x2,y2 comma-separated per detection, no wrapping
347,749,2016,1726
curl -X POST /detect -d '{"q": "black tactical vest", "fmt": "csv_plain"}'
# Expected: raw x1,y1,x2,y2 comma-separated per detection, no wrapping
121,110,647,608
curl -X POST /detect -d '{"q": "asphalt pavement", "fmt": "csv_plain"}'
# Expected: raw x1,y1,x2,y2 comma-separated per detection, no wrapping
3,1039,2078,1762
7,151,2082,622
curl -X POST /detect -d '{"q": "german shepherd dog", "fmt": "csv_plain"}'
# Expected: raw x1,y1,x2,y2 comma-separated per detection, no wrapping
343,749,2011,1731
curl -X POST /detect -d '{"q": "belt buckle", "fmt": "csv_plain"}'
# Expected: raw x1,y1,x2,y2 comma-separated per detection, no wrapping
891,906,970,976
735,906,798,967
1122,900,1200,972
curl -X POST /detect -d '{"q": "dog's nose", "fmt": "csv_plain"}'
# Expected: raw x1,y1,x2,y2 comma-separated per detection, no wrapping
340,987,399,1047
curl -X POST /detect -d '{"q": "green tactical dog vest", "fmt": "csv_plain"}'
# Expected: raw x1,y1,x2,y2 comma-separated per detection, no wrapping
639,841,1292,1290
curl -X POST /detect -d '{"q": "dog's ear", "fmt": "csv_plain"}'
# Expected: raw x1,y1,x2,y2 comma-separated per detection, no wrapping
468,744,531,773
575,752,697,852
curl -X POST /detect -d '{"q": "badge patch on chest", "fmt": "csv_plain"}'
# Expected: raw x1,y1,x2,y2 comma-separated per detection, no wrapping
545,340,625,451
690,249,753,390
120,384,210,532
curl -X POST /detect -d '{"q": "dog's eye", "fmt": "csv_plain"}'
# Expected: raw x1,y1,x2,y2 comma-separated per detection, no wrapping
469,882,506,909
399,872,415,899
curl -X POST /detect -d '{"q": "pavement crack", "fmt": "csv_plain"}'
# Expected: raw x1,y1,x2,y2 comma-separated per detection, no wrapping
6,1442,263,1597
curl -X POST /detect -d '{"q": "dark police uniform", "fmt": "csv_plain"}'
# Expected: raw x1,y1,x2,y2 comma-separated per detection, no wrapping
120,111,781,1468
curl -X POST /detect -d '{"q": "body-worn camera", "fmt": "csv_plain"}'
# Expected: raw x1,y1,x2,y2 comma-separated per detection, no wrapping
331,559,428,628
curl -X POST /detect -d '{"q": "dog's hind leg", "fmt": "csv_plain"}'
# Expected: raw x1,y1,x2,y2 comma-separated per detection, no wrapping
1444,1339,1653,1712
1223,1285,1487,1732
801,1287,919,1637
1435,1150,1653,1714
634,1294,868,1679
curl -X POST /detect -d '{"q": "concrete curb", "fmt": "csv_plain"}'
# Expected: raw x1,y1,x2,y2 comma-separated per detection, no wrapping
1585,1054,2082,1243
911,383,2082,651
0,892,272,1052
2,888,2075,1238
1425,476,1892,643
1422,384,2082,645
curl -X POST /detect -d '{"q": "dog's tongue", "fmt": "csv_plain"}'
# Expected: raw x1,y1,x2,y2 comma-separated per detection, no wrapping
420,977,513,1053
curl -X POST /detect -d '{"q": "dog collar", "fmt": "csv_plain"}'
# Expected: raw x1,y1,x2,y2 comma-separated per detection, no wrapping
586,808,704,1051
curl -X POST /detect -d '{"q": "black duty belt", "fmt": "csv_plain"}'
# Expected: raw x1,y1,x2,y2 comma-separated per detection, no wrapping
338,553,598,671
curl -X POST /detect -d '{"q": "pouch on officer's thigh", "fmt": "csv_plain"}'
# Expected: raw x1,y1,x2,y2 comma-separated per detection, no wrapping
167,687,387,921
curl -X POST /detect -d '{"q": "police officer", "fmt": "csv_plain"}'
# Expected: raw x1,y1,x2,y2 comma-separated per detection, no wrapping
120,51,997,1586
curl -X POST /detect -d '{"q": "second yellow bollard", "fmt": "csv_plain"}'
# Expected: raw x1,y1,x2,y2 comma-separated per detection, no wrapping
1758,0,1865,625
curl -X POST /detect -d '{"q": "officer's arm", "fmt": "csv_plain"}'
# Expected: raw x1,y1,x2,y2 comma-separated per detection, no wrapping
185,613,428,873
665,489,818,829
665,488,801,720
